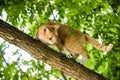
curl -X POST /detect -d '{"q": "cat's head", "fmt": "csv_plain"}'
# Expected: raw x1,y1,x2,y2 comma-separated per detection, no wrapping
36,22,60,45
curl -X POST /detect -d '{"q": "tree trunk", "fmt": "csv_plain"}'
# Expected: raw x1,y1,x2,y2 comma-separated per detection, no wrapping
0,19,107,80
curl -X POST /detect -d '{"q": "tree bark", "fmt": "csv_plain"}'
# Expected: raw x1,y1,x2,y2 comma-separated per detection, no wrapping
0,19,107,80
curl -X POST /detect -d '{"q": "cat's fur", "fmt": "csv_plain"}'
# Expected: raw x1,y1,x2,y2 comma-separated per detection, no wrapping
35,22,113,64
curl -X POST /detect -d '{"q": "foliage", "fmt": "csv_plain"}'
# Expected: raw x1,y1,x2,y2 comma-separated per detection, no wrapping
0,0,120,80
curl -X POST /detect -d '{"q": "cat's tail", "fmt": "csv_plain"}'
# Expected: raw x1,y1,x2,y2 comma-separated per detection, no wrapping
85,34,113,52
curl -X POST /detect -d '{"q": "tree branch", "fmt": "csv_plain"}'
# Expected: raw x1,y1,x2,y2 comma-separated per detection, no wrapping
0,19,107,80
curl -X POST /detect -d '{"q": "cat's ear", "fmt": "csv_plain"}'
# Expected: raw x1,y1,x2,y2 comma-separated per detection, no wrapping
53,24,60,29
43,27,50,34
46,22,60,29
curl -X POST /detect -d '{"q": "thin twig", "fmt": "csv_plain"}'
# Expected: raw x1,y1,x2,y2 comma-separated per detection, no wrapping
48,1,57,22
61,71,67,80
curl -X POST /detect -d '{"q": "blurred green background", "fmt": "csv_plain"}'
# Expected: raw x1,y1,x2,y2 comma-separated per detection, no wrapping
0,0,120,80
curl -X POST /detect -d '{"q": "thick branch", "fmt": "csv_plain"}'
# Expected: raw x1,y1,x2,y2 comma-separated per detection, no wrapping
0,19,107,80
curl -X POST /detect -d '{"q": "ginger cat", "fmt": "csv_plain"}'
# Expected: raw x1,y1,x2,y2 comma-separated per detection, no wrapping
35,22,113,64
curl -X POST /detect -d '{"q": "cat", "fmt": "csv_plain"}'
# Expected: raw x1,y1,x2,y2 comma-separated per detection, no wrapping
35,22,113,64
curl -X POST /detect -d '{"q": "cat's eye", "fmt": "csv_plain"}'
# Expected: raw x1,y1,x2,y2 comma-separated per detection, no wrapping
44,28,46,32
49,37,52,40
